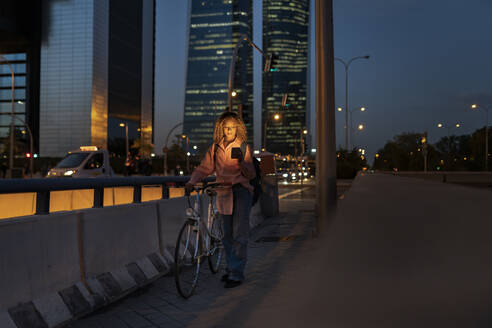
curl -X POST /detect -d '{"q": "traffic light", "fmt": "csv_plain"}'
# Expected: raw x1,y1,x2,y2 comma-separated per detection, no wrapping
25,153,31,158
264,54,279,72
281,93,288,107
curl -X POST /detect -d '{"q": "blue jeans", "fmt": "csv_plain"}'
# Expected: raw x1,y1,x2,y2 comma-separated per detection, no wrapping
220,184,252,282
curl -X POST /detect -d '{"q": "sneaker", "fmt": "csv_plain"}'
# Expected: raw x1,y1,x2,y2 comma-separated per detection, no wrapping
221,274,229,282
224,279,242,289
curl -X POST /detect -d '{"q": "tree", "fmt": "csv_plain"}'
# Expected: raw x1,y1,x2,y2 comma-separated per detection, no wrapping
336,148,367,178
373,132,440,171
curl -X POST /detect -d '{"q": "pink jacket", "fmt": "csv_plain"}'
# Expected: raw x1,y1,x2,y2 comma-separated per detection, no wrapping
189,138,256,215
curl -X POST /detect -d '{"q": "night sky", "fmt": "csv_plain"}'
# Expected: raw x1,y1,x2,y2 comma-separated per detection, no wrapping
155,0,492,161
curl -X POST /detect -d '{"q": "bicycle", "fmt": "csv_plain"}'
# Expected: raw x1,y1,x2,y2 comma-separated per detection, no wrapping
174,182,225,298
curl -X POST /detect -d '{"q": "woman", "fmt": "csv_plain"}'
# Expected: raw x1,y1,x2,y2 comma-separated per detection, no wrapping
185,111,256,288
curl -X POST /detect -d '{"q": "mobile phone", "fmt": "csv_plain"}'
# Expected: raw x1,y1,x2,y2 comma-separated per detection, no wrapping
231,147,242,159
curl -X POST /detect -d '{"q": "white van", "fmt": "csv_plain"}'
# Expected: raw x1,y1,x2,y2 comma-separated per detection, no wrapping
46,146,114,178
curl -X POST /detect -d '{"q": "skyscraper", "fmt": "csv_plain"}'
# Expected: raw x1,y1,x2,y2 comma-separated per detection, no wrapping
0,0,42,155
183,0,253,150
39,0,155,157
262,0,310,155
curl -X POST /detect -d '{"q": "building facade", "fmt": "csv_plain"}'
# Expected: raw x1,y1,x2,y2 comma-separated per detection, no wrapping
38,0,155,157
183,0,253,150
0,0,42,156
262,0,310,155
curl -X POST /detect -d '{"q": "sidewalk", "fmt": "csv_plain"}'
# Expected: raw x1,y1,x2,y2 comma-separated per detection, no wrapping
68,188,319,328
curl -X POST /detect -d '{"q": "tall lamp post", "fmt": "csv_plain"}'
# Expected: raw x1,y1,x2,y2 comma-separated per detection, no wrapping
0,55,15,178
471,104,491,171
163,122,184,175
334,55,370,150
437,122,461,169
263,113,281,151
228,35,271,112
181,134,190,174
119,123,129,164
15,117,33,178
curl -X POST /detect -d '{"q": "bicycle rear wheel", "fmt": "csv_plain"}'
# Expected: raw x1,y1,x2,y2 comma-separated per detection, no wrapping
174,220,202,298
207,212,224,273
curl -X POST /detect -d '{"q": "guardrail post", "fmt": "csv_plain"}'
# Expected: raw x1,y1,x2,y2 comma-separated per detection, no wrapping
161,185,169,199
94,188,104,208
36,191,50,215
133,185,142,203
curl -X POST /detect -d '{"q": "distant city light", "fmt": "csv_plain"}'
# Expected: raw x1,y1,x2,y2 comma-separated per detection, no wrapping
193,145,198,150
311,149,316,153
254,150,260,155
337,107,343,112
231,91,237,97
119,123,125,127
151,153,156,158
186,152,191,156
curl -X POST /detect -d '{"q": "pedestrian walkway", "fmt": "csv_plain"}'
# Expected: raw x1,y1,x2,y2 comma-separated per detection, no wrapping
68,188,319,328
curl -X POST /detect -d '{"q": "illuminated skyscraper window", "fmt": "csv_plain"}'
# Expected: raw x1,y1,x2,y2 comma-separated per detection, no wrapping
183,0,253,150
263,0,309,155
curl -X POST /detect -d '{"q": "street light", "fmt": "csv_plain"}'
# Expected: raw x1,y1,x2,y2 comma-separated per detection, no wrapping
14,117,34,178
334,55,370,150
337,106,367,149
263,113,281,151
0,55,15,178
228,34,270,112
119,123,129,164
437,122,461,168
163,122,184,175
181,134,190,174
471,103,491,171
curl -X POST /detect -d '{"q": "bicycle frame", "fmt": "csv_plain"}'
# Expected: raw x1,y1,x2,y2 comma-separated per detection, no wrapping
186,187,219,256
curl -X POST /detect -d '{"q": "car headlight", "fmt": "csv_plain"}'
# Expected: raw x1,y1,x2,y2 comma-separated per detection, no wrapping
64,170,75,176
303,172,308,176
282,173,288,178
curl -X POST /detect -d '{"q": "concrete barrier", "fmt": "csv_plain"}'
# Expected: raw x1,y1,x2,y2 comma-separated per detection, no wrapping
0,212,80,310
81,203,160,276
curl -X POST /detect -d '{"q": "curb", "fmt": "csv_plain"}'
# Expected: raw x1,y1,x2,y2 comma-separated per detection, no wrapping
1,251,173,328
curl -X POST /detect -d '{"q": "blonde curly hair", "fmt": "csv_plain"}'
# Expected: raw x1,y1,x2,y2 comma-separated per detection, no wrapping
213,111,247,144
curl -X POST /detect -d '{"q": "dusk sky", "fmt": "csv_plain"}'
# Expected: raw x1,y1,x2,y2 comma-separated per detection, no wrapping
155,0,492,161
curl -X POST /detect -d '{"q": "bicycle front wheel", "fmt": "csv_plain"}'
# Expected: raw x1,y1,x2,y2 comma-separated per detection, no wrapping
174,220,202,298
207,213,224,273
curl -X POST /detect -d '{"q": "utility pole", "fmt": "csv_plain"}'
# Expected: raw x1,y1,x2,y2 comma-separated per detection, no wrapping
316,0,337,235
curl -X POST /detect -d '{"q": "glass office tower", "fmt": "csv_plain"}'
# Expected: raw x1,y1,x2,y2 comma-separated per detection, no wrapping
262,0,310,155
0,0,42,155
183,0,253,150
39,0,155,157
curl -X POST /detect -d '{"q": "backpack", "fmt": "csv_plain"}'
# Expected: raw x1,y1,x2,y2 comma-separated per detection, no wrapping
214,142,262,206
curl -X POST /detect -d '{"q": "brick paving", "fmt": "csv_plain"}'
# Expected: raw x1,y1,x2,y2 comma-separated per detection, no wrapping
68,186,319,328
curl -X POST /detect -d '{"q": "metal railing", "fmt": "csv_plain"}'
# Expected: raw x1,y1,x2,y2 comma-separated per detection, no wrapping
0,176,215,216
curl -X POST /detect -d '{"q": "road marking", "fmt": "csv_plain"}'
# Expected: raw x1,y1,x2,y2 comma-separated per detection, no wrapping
279,187,311,199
